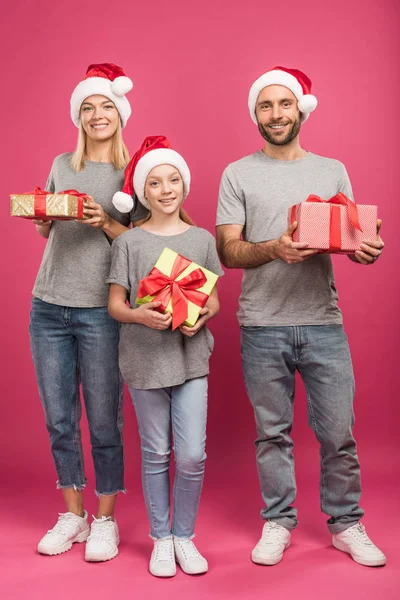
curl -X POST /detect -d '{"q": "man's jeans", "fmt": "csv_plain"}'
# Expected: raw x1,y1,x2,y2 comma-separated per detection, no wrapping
129,377,208,539
29,297,124,496
241,324,363,534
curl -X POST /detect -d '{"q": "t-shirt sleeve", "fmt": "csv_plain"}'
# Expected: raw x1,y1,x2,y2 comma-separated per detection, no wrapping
205,233,224,277
337,163,354,201
107,240,131,291
45,160,56,193
216,165,246,226
130,195,149,223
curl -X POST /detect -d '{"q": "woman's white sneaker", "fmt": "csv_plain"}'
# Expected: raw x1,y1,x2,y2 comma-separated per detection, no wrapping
85,516,120,562
332,523,386,566
173,537,208,574
251,520,291,565
37,510,90,556
149,537,176,577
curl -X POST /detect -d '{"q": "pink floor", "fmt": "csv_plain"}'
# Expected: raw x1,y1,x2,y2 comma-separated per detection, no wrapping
2,451,399,600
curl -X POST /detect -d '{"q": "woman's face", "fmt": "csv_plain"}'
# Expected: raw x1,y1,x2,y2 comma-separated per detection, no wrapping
80,94,120,141
144,164,184,216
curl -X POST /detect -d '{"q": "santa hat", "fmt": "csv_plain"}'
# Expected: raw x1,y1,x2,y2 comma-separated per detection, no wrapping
113,135,191,213
70,63,133,128
248,66,318,124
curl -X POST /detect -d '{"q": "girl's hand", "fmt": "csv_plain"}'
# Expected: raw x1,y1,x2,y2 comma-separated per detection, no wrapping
76,197,110,229
134,301,172,330
179,307,210,337
32,219,52,226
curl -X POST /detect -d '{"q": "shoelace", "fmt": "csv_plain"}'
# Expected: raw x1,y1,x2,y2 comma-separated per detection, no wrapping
47,513,80,536
259,522,285,545
175,539,203,560
349,523,374,546
87,516,114,542
154,539,174,562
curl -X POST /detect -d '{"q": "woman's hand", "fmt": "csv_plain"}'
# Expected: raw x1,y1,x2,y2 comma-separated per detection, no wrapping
33,219,52,239
133,302,172,330
76,197,110,229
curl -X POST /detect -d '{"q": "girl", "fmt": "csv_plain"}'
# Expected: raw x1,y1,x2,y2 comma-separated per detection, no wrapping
30,63,147,562
108,136,223,577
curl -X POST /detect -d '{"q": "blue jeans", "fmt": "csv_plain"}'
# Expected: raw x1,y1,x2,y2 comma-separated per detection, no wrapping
129,377,208,539
29,297,124,496
241,325,363,534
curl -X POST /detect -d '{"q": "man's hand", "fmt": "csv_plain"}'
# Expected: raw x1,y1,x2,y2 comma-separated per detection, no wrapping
76,197,110,229
354,219,384,265
133,301,172,330
273,222,319,264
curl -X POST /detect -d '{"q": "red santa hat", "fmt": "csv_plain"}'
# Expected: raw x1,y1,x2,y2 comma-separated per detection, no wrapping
112,135,191,213
70,63,133,128
248,66,318,124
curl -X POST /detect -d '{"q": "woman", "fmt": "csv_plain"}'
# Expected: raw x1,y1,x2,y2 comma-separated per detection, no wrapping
30,63,147,562
108,136,223,577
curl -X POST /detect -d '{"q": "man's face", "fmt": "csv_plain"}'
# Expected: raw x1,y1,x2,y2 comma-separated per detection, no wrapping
256,85,301,146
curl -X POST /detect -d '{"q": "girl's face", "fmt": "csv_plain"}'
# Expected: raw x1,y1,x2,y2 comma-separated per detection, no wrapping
80,95,120,141
144,164,184,216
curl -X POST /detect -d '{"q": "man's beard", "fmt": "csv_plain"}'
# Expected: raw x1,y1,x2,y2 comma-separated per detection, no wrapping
258,117,301,146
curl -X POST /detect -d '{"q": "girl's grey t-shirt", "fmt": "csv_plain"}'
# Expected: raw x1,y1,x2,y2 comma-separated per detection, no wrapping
32,152,148,307
217,151,354,326
107,227,224,389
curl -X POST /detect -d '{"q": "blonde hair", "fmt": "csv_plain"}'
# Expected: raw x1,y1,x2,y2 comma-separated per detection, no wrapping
70,118,130,172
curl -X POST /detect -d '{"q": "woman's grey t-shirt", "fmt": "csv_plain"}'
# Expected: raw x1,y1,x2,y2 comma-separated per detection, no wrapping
33,152,148,307
107,227,224,389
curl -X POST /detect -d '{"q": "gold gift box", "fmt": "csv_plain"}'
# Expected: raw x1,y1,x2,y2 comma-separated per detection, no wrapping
10,193,83,219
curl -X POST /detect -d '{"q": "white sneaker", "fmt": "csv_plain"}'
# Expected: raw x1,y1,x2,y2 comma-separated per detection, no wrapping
251,520,291,565
149,537,176,577
85,516,120,562
37,511,90,556
173,537,208,575
332,522,386,567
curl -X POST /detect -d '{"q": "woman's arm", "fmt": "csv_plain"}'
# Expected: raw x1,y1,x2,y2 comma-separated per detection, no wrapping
179,286,220,337
108,284,172,329
32,219,53,239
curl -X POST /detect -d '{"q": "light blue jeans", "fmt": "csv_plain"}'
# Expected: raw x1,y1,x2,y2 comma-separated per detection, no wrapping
29,297,125,496
129,377,208,539
241,325,364,534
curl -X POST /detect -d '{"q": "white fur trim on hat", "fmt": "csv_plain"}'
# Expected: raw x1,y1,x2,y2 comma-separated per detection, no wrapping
248,70,317,124
133,148,191,209
112,191,134,213
70,76,132,128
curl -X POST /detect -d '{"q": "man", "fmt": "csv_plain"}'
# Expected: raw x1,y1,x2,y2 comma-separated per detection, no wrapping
216,66,385,567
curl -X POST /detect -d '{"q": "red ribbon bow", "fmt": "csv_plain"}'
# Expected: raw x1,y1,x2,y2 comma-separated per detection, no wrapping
137,253,209,331
291,193,362,251
32,187,88,219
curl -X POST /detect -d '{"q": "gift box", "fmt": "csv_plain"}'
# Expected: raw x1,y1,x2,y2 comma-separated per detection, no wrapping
136,248,219,331
288,193,377,253
10,187,88,220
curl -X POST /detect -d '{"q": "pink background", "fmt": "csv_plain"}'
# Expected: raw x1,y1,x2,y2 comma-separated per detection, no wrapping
1,0,399,598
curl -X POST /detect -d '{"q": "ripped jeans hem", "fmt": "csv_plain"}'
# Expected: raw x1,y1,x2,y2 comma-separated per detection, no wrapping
56,480,87,491
94,488,127,498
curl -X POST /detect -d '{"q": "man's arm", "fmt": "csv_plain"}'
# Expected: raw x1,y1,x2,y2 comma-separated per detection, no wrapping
216,222,319,269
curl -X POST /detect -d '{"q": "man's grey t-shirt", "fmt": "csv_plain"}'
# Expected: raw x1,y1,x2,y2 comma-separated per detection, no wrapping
107,227,224,389
217,151,353,326
33,153,148,307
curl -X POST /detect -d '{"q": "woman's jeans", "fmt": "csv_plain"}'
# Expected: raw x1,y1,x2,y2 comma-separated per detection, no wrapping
129,377,208,539
241,325,364,534
29,297,124,496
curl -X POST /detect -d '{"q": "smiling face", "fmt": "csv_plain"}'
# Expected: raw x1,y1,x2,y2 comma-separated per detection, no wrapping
255,85,301,146
144,164,184,215
80,94,120,141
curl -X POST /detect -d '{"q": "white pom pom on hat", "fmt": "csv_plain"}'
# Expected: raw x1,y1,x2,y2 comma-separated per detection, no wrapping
70,63,133,128
248,66,318,124
112,135,191,213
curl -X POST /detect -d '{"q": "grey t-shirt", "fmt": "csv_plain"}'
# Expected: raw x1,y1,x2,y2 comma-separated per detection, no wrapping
33,152,148,307
107,227,224,389
217,151,353,326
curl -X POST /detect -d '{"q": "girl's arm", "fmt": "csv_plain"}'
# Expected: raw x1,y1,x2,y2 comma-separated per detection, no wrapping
108,283,172,330
179,286,220,337
33,219,53,239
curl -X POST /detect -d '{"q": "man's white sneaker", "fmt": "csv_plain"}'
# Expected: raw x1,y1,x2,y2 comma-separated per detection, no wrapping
37,510,90,556
251,520,291,565
332,522,386,567
85,516,120,562
173,537,208,575
149,537,176,577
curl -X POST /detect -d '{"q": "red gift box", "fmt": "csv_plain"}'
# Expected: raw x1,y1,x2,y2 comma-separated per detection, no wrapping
288,193,377,253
